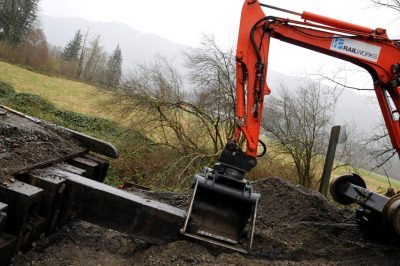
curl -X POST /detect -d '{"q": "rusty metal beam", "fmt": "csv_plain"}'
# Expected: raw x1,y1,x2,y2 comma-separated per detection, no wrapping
35,167,186,244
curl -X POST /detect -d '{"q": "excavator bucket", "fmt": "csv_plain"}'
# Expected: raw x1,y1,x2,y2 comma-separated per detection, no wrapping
181,167,259,253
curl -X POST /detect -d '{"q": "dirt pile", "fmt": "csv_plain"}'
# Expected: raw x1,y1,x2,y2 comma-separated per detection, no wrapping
12,177,400,265
0,107,83,182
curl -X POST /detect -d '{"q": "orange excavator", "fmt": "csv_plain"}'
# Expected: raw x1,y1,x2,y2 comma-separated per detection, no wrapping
181,0,400,252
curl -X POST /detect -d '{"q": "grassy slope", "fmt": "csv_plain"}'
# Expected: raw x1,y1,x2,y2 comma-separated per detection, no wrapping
333,167,400,192
0,60,397,192
0,61,115,119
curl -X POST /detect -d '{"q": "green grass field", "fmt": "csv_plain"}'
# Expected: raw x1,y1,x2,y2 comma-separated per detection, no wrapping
0,60,116,120
0,59,398,193
333,166,400,193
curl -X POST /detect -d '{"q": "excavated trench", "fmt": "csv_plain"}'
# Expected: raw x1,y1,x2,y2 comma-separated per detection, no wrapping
2,106,400,265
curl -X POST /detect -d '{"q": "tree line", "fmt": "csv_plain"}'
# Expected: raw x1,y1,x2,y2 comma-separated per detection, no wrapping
0,0,122,88
103,34,357,189
57,30,122,88
0,0,357,189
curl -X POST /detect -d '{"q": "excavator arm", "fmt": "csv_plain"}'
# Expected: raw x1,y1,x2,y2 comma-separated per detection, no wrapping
182,0,400,253
237,0,400,159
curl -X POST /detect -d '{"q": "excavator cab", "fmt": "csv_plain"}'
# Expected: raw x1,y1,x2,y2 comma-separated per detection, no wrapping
181,142,260,253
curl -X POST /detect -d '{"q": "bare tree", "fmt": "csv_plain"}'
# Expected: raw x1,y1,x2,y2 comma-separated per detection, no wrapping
308,65,395,174
20,27,49,68
185,35,237,145
367,125,397,168
100,35,242,187
76,30,89,79
370,0,400,11
106,55,229,186
262,81,338,187
81,35,107,83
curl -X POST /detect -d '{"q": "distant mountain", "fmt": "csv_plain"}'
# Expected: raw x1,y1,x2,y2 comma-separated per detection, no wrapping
39,16,189,71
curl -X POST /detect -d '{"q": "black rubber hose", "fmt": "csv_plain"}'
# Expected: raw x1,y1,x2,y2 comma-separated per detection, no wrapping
257,139,267,157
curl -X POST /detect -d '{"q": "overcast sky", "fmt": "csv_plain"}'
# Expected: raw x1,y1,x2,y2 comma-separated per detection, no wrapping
39,0,400,47
40,0,400,89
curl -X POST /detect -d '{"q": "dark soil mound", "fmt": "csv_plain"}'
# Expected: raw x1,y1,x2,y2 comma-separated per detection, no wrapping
12,177,400,265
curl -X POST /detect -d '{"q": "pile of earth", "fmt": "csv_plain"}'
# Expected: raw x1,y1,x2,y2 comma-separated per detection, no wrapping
11,177,400,265
0,107,83,183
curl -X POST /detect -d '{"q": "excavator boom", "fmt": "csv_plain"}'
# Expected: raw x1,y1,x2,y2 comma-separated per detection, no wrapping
237,0,400,158
183,0,400,253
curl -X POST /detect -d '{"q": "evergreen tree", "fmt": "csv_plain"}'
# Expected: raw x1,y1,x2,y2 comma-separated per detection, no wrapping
0,0,39,45
104,45,123,88
61,30,83,61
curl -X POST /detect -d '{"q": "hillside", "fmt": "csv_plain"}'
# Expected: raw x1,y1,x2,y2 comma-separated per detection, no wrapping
0,60,397,192
0,60,115,119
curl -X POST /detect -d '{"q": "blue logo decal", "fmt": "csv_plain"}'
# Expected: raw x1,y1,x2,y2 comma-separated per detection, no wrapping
332,38,345,50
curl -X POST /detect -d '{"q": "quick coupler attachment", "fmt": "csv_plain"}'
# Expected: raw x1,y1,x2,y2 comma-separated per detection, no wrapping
181,166,260,253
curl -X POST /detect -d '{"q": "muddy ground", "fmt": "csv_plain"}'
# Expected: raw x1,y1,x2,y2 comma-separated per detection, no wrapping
0,107,83,183
2,81,399,265
11,177,400,265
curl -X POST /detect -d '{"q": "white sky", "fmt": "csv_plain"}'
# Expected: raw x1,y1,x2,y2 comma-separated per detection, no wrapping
39,0,400,47
40,0,400,88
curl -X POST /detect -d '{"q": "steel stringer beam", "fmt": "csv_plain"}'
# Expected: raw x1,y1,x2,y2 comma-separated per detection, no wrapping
35,167,186,244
